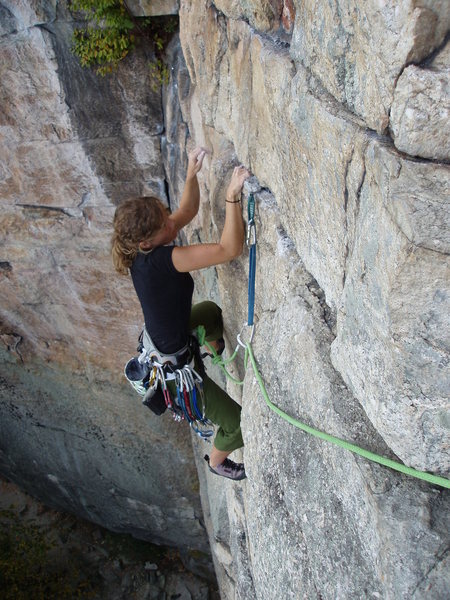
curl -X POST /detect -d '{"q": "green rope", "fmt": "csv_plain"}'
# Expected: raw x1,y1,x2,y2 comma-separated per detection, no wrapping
197,325,450,489
245,342,450,489
197,326,246,386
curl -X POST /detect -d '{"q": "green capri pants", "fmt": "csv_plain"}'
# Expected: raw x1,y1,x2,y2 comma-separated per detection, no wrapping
188,301,244,453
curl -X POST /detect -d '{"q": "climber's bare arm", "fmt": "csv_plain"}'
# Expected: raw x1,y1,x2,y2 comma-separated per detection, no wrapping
172,166,250,272
169,146,207,231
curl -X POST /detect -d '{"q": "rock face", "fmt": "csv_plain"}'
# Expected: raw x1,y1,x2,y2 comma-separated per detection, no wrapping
390,57,450,160
127,0,179,17
0,1,449,599
177,0,450,598
291,0,450,133
0,0,211,570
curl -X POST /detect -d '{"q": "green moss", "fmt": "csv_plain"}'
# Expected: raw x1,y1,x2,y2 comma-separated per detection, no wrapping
69,0,178,83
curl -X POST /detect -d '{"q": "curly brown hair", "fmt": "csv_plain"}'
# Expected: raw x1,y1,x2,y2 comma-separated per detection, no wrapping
112,196,166,275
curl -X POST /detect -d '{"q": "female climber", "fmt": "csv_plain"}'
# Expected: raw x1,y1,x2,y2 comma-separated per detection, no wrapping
112,146,250,480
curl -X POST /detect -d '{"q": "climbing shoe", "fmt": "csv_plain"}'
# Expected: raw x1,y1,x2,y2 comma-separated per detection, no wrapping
204,454,246,481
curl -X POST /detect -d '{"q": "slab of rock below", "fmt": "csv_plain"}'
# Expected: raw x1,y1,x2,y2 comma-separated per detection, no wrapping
290,0,450,132
0,348,209,556
391,63,450,161
0,479,215,600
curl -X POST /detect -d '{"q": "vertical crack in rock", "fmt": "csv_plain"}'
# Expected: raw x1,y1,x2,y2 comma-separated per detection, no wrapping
161,34,192,209
163,175,171,209
211,6,230,126
228,486,256,599
342,148,354,289
342,146,367,289
306,277,336,334
355,156,367,213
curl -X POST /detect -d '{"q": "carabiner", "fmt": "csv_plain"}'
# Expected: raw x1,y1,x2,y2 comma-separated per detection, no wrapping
183,367,195,391
237,322,255,348
149,366,158,386
246,220,256,247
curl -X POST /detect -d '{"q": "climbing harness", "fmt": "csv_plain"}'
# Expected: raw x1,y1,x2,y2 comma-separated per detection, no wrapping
198,193,450,490
125,328,214,440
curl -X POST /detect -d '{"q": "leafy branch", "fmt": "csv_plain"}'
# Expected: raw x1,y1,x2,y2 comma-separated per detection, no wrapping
70,0,178,83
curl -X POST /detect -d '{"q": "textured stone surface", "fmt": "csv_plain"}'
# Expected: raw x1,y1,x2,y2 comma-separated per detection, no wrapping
1,0,449,599
0,1,210,563
214,0,282,31
290,0,450,132
214,0,296,33
127,0,179,17
180,0,449,475
391,63,450,160
0,0,56,29
178,0,450,598
332,143,450,474
190,181,450,599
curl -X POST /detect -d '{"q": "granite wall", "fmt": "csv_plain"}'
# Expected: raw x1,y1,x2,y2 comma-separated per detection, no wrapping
0,0,212,574
0,1,449,598
176,1,449,598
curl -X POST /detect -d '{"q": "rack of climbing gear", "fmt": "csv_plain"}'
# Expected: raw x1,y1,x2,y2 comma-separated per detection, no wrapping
125,330,214,441
198,192,450,490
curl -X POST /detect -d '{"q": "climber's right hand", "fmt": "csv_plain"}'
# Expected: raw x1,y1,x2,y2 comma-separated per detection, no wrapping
226,165,250,201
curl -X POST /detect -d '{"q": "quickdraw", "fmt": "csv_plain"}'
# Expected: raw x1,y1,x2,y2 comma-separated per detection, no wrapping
175,366,214,440
246,193,256,327
125,331,214,440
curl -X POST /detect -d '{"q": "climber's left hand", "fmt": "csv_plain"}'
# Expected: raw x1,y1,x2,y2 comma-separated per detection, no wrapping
187,146,208,179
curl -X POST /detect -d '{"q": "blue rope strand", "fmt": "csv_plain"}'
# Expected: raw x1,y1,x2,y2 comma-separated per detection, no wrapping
248,244,256,326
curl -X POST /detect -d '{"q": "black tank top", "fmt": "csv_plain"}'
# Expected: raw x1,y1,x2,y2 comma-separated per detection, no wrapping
130,246,194,354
